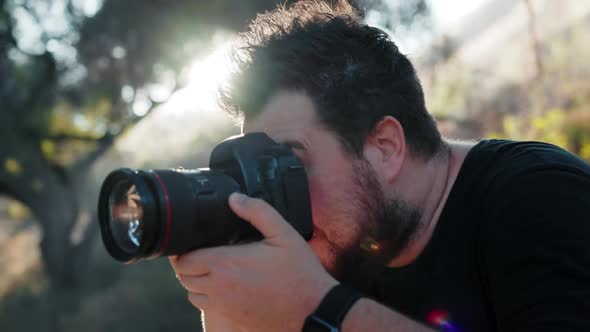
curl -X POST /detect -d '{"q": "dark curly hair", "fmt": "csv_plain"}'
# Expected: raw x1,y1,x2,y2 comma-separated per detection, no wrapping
220,0,442,160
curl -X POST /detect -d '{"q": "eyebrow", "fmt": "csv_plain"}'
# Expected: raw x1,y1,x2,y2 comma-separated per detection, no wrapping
282,139,307,151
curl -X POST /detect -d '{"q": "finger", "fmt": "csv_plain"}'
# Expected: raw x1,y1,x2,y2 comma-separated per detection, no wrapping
168,255,179,267
229,192,295,239
170,253,210,276
188,292,209,311
170,247,230,276
177,274,211,293
202,310,242,332
169,255,202,277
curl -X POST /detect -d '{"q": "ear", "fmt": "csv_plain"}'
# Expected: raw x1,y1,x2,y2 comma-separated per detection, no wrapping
362,116,406,183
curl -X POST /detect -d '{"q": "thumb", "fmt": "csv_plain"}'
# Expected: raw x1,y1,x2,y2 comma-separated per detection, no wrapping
228,192,294,240
202,310,243,332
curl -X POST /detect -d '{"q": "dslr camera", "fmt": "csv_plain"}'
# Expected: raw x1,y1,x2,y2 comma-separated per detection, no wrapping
97,133,313,263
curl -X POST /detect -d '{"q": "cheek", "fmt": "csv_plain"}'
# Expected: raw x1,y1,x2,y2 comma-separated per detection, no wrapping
304,178,340,272
307,175,333,227
306,173,356,236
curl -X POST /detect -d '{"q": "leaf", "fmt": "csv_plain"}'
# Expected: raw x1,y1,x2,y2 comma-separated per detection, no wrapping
4,158,22,176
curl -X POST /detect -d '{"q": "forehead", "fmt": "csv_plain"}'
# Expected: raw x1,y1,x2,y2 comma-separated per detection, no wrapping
242,91,318,140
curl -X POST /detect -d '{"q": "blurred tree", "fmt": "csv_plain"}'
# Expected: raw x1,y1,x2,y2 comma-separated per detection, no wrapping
1,0,296,330
484,21,590,161
524,0,544,79
0,0,431,330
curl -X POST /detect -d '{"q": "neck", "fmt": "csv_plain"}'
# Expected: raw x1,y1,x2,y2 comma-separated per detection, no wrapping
387,141,473,267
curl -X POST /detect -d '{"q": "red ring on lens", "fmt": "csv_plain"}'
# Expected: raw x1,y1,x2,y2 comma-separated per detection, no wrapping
152,171,172,254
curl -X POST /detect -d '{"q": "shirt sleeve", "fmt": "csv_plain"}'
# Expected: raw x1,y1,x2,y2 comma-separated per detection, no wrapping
480,167,590,332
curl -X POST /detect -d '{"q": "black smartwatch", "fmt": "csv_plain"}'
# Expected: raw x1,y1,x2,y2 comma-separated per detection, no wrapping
301,284,363,332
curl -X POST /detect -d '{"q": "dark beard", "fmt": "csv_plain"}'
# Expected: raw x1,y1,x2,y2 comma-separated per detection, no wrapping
334,158,422,296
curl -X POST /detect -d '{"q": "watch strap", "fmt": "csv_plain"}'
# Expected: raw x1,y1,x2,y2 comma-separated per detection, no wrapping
302,284,363,331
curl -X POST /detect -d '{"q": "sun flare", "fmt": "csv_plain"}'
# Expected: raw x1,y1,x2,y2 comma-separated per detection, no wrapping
165,40,235,115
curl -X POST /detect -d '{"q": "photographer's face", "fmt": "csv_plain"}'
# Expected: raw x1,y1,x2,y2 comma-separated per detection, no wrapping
243,91,420,286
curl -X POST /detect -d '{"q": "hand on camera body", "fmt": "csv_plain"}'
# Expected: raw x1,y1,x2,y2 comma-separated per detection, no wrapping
169,192,339,332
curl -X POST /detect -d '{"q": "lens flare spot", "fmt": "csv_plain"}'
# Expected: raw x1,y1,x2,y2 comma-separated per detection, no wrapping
427,309,448,326
360,237,383,254
427,309,460,332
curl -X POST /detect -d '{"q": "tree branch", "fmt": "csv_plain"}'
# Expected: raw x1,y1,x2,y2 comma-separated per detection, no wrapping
42,133,108,142
70,96,169,174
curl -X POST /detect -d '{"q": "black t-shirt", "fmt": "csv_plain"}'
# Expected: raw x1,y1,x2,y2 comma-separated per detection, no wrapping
371,139,590,331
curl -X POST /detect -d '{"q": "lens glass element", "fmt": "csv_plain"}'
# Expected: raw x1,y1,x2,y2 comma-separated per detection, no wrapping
109,180,144,254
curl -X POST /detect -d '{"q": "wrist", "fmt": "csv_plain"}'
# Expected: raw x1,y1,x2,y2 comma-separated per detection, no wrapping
301,283,364,332
340,297,367,332
299,276,339,329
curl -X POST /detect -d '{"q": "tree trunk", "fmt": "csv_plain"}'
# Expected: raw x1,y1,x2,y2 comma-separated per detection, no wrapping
0,118,98,331
524,0,544,79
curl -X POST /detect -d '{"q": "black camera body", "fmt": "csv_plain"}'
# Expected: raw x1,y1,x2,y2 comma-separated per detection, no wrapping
98,133,313,263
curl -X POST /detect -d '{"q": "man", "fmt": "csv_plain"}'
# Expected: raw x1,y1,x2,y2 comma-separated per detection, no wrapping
169,1,590,331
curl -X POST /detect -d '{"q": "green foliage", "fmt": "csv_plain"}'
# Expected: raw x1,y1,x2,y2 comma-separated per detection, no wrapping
498,109,569,150
489,22,590,161
494,108,590,163
427,19,590,162
3,158,22,176
6,199,31,220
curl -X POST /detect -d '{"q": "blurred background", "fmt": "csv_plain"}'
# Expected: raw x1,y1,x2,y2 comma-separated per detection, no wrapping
1,0,589,331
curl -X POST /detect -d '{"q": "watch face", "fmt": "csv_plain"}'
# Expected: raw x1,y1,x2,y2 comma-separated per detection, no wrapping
306,315,339,332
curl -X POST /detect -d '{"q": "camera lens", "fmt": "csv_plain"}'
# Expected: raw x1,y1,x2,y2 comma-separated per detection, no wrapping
108,180,144,254
98,168,250,263
98,168,161,263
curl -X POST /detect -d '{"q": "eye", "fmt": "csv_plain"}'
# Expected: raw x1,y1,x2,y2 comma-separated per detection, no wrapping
283,140,306,151
293,150,311,171
281,140,311,166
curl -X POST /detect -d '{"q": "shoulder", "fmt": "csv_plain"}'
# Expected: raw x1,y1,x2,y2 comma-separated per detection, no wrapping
471,140,590,254
467,139,590,176
465,139,590,213
457,139,590,207
470,140,590,330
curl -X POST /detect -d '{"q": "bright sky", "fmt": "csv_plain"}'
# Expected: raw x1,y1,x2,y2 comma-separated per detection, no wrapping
362,0,492,54
162,0,495,116
430,0,491,30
